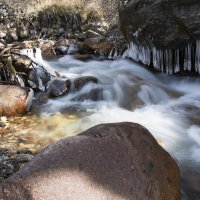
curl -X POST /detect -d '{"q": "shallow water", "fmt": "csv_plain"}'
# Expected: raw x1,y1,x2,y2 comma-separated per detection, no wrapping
11,50,200,199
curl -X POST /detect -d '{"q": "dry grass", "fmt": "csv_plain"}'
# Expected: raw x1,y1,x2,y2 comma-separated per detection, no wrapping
27,0,84,13
26,0,103,18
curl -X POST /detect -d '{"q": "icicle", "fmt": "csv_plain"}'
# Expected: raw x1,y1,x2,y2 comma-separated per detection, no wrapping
159,50,164,72
113,49,118,60
184,44,191,71
144,46,151,66
195,40,200,73
138,46,151,65
108,48,114,59
163,49,173,74
168,50,173,75
122,49,128,59
152,48,163,71
165,50,169,74
152,47,157,69
128,42,139,61
174,49,180,73
187,44,192,71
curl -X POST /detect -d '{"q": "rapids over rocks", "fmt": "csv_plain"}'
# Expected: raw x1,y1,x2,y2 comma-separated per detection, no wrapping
13,49,200,199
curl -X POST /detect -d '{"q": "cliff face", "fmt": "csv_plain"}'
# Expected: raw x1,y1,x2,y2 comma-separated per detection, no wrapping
119,0,200,75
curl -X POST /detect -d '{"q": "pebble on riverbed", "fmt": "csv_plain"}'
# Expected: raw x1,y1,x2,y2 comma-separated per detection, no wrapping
0,122,6,128
0,148,34,182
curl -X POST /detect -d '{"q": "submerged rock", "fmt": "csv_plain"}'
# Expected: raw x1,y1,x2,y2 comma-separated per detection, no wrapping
0,85,33,116
73,76,102,101
0,122,180,200
47,78,71,97
84,37,113,52
73,76,99,91
73,88,103,101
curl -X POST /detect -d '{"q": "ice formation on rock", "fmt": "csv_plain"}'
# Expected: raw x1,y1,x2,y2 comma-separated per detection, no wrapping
123,41,200,74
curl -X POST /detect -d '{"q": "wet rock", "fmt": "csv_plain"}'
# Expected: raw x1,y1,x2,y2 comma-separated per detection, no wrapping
72,76,102,101
73,54,93,61
12,55,32,74
74,76,99,91
54,38,69,55
54,39,70,49
0,123,180,200
0,85,33,117
84,37,113,52
28,69,51,91
73,88,103,101
47,78,71,97
41,41,55,58
34,91,50,102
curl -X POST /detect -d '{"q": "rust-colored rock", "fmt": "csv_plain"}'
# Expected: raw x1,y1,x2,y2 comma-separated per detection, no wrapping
41,41,55,58
0,85,33,116
84,37,113,51
54,39,70,49
0,122,180,200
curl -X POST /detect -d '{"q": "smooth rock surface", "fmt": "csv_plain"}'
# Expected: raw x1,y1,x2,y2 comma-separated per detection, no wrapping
0,122,180,200
84,37,113,51
0,85,33,116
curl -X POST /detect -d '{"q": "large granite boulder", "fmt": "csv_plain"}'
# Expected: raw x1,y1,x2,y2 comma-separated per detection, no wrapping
119,0,200,74
0,85,33,116
0,122,180,200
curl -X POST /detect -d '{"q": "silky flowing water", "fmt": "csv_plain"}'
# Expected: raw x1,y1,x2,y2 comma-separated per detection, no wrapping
1,52,200,199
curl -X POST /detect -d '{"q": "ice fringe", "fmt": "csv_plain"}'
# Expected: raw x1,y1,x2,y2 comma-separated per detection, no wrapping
117,41,200,74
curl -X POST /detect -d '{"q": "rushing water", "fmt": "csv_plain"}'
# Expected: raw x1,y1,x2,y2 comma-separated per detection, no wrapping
21,49,200,199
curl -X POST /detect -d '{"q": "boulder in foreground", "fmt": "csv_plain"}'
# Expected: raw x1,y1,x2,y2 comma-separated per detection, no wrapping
0,122,180,200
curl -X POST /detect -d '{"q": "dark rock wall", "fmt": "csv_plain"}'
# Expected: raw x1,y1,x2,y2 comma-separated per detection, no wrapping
119,0,200,75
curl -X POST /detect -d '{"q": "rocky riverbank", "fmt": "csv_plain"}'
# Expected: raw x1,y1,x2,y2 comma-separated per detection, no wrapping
3,0,200,199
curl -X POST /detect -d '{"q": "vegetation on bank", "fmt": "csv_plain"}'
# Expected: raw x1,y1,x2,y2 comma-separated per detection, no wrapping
25,0,103,25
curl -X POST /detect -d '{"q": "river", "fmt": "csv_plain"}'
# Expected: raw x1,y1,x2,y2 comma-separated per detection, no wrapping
20,49,200,199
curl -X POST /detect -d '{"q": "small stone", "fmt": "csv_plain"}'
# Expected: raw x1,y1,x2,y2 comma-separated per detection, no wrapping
0,31,6,38
14,154,34,164
0,122,6,127
0,155,9,162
